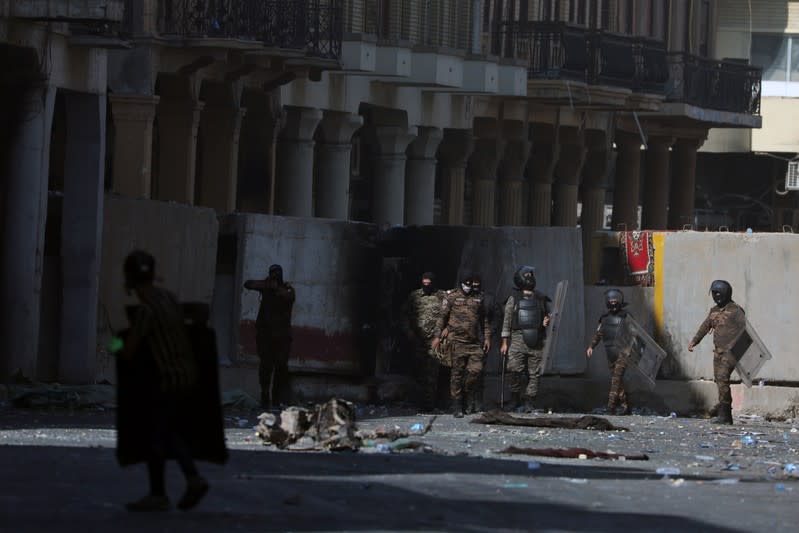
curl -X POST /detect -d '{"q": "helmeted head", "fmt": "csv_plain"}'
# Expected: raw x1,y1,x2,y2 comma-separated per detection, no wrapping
124,250,155,291
421,271,436,295
469,273,482,294
268,264,283,283
514,266,536,291
604,288,625,312
710,280,732,306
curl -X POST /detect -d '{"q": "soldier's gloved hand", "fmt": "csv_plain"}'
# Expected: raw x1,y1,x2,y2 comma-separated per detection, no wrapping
543,316,550,328
586,347,593,358
687,342,695,352
500,338,509,356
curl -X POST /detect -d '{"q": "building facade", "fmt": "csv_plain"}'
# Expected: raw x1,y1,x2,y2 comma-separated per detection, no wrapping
1,0,762,384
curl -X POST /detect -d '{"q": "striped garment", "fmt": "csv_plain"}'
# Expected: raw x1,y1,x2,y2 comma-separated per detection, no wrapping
132,287,197,392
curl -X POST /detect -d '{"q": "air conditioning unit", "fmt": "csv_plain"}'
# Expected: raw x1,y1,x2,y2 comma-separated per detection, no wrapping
786,161,799,191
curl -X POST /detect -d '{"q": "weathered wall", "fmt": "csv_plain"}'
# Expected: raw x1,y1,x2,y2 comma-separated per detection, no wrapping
228,214,381,376
98,195,218,381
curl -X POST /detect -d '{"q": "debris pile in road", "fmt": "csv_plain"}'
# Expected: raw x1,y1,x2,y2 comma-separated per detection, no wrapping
255,398,435,452
471,409,628,431
499,445,649,461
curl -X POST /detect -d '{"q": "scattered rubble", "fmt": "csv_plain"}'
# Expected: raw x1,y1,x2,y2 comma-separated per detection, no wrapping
499,446,649,461
471,409,628,431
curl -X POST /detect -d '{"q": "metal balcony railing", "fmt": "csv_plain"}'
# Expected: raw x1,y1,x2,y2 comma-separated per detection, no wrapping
342,0,472,52
494,21,668,94
156,0,342,60
667,53,762,115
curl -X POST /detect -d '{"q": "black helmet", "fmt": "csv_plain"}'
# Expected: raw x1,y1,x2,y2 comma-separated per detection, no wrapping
268,264,284,283
605,288,624,311
513,266,536,290
124,250,155,290
710,280,732,306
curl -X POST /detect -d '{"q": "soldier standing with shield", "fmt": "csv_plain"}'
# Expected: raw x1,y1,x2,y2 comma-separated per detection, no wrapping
587,289,633,415
500,266,550,413
688,280,746,425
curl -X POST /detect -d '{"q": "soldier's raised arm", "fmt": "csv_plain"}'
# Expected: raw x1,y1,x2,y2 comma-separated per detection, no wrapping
688,311,713,351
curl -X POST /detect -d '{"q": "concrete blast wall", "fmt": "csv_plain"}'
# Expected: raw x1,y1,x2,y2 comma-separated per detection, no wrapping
98,195,218,382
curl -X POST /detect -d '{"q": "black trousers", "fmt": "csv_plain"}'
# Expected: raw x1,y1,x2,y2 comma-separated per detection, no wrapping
257,333,292,407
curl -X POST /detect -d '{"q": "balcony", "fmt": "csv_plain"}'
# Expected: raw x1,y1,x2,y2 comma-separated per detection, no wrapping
10,0,124,22
494,21,668,95
667,53,761,115
155,0,343,60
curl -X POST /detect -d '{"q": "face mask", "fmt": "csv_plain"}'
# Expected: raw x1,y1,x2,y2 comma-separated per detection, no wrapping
461,283,472,294
422,284,434,295
607,301,621,312
712,292,725,305
472,284,481,293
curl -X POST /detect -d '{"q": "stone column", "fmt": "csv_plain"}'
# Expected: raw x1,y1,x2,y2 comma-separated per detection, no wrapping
59,92,107,383
197,87,246,213
155,98,204,204
581,130,615,281
497,120,531,226
275,106,323,217
0,86,55,381
405,127,443,226
371,125,418,226
641,135,675,230
109,94,159,198
668,137,704,229
610,130,643,231
316,111,362,219
437,129,474,225
553,127,587,227
467,118,505,226
527,124,560,226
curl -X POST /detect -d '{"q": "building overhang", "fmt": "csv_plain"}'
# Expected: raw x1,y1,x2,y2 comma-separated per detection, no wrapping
638,103,762,129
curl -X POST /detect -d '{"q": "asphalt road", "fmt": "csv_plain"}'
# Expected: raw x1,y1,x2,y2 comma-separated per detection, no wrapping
1,405,797,532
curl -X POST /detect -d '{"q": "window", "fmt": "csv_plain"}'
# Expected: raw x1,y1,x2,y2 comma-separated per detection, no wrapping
751,34,799,97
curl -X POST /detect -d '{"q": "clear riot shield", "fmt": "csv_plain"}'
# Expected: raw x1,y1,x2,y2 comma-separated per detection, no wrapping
730,318,773,388
615,315,667,389
541,280,568,373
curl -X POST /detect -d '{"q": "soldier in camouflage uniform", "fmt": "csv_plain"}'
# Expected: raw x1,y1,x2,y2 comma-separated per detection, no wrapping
688,280,746,425
587,288,633,415
500,266,550,413
432,273,491,418
401,272,446,411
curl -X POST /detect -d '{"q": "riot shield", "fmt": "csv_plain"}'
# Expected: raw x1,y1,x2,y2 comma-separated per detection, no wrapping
541,280,568,373
730,318,772,388
616,315,667,389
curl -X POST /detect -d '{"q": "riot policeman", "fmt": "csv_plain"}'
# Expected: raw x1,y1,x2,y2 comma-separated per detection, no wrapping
587,288,633,415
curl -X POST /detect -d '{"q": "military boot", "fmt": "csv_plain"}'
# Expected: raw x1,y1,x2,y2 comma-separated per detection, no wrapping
712,403,733,425
707,403,720,418
522,396,536,414
471,389,484,414
616,402,631,416
504,392,521,412
451,398,464,418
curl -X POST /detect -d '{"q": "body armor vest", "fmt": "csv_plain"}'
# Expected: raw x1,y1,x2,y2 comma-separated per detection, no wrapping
512,294,543,348
600,311,627,356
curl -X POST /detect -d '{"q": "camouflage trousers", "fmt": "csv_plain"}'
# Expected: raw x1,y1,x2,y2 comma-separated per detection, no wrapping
606,350,630,409
412,339,441,410
713,349,737,406
449,340,485,400
505,334,543,399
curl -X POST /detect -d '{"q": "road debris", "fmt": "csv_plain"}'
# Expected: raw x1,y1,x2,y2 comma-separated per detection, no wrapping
471,410,628,431
498,446,648,460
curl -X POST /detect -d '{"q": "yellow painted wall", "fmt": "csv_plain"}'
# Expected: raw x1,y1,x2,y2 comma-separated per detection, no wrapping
751,98,799,152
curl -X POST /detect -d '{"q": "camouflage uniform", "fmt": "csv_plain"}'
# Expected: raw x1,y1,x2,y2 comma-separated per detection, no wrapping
589,310,633,411
501,293,549,404
401,288,446,410
690,301,746,411
435,288,491,409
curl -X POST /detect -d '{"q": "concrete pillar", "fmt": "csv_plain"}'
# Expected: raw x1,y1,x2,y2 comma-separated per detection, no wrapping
371,125,417,226
497,120,531,226
553,127,587,227
155,98,204,204
275,106,323,217
611,130,643,231
668,138,703,229
581,130,615,282
405,127,443,225
527,124,560,226
437,128,474,225
316,111,362,219
0,86,55,381
59,92,106,383
238,89,281,214
109,94,159,198
197,90,246,213
467,118,505,227
641,135,675,230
